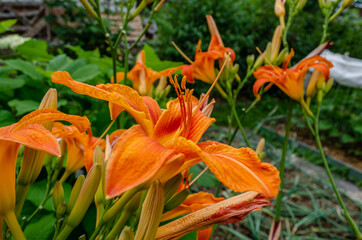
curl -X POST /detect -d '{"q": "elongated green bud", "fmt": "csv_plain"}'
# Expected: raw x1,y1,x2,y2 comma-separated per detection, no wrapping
246,55,255,68
341,0,354,9
134,181,164,240
296,0,308,11
270,26,282,63
274,48,289,66
119,226,135,240
164,188,190,212
264,43,272,63
56,202,67,218
163,174,182,203
324,78,334,93
53,181,64,210
67,175,85,214
67,163,101,228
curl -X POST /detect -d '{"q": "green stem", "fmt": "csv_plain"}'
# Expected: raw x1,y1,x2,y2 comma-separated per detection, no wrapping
54,225,73,240
231,103,251,148
282,2,297,50
104,210,132,240
314,100,362,239
274,99,294,222
89,188,139,240
319,8,332,45
21,175,52,230
4,211,25,240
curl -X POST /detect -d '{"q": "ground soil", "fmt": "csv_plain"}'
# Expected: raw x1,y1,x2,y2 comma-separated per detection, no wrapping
271,123,362,170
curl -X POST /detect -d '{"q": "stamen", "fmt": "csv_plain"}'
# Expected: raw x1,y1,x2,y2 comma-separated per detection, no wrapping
91,118,116,148
189,166,209,187
256,47,279,72
172,41,193,64
194,53,229,116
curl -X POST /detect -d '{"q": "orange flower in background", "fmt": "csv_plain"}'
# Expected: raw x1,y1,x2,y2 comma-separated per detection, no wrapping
52,122,102,177
112,50,184,96
0,109,90,236
52,72,280,200
182,35,235,84
253,49,333,102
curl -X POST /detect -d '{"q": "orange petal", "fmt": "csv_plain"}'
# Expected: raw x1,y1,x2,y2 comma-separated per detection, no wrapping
152,98,215,144
14,109,90,133
142,96,162,125
0,124,60,157
105,126,175,198
197,228,212,240
198,141,280,199
52,71,155,135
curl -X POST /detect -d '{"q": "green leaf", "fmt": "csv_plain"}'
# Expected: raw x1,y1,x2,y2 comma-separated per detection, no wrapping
63,58,87,74
318,120,332,131
189,165,218,188
17,39,53,62
4,59,43,80
26,180,54,211
341,134,355,143
180,231,197,240
47,54,70,71
24,213,56,240
353,125,362,135
8,99,39,116
0,19,17,34
0,77,25,90
71,65,101,82
66,45,100,58
143,44,183,71
0,110,15,127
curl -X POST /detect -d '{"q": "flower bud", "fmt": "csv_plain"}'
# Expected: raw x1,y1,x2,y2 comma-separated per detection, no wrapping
51,139,67,183
271,26,283,63
119,226,135,240
67,175,85,214
306,69,324,98
134,181,164,240
255,138,265,157
264,43,273,63
342,0,354,9
296,0,308,11
274,48,289,66
56,202,67,218
62,163,101,239
163,174,183,203
324,78,334,93
274,0,285,18
15,89,58,217
246,55,255,68
254,54,265,68
164,188,190,212
53,181,64,210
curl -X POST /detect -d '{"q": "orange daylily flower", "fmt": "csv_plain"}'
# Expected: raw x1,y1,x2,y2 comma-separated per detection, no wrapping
52,122,102,176
156,191,269,240
111,50,184,96
0,109,90,237
52,72,280,200
253,49,333,102
182,35,235,84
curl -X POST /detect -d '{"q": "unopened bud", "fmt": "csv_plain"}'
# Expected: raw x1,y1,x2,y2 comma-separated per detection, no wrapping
274,48,289,66
296,0,308,11
324,78,334,93
255,138,265,156
342,0,354,9
264,43,273,63
119,226,135,240
56,202,67,218
53,181,64,210
134,181,164,240
67,175,85,214
317,90,324,103
306,69,324,98
316,72,326,91
274,0,285,18
246,55,255,68
163,174,183,203
254,54,265,68
164,188,190,212
271,26,283,63
66,164,101,229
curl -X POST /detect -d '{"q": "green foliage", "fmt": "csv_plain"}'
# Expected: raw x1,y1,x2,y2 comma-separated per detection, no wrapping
0,19,17,34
